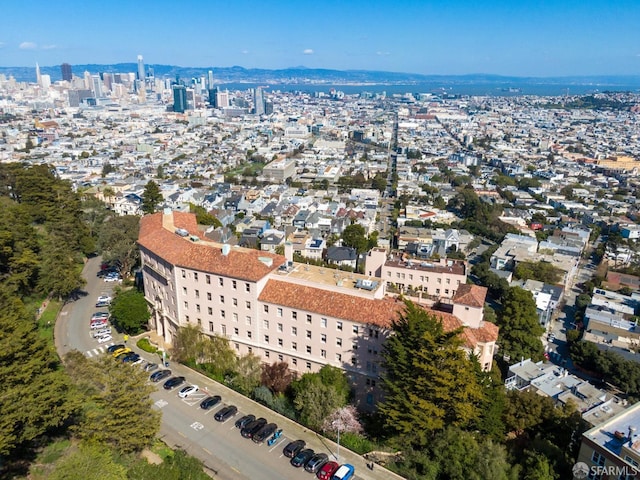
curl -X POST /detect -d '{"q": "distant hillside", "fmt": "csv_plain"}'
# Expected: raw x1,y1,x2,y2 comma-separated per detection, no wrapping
2,63,640,88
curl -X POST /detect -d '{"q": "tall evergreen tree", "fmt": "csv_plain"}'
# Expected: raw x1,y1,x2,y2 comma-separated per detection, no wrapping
497,287,545,362
141,180,163,214
379,301,484,446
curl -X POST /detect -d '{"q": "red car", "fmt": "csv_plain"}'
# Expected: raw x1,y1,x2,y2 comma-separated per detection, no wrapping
317,461,339,480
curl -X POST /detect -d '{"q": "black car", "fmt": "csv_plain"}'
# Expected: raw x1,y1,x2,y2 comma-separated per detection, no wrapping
283,439,306,458
162,376,186,390
240,417,267,438
106,344,125,354
214,405,238,422
150,369,171,382
304,453,329,473
235,414,255,429
199,395,222,410
252,423,278,443
121,353,140,363
290,448,315,468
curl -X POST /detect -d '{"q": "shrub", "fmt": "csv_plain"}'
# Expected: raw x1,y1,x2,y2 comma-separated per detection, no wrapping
336,432,377,454
137,337,158,354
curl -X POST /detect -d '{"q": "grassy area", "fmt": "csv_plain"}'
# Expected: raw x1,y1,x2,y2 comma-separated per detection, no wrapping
151,439,174,460
37,299,62,343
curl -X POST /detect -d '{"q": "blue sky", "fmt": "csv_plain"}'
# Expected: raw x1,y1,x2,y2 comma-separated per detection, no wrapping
1,0,639,76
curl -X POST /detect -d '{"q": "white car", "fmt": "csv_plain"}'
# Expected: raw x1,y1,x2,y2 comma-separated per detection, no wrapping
178,385,199,398
97,334,113,344
104,275,121,283
90,320,109,329
131,357,145,366
93,327,112,338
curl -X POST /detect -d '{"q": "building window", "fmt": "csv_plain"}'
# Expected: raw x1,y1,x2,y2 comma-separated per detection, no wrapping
196,304,200,313
246,301,251,309
209,321,214,332
336,321,343,331
233,298,238,306
234,327,239,335
591,451,605,466
263,319,269,329
247,331,252,339
321,334,327,343
195,289,200,299
206,275,211,284
292,311,297,320
437,278,441,284
194,272,198,281
351,357,357,366
277,323,283,332
264,335,269,343
277,308,283,317
352,343,358,351
183,287,187,295
292,342,297,351
221,324,226,335
336,353,342,362
185,315,190,322
278,354,283,361
306,345,312,354
366,393,374,405
181,270,186,278
465,306,470,311
265,351,270,358
264,305,269,313
336,338,342,346
353,325,359,334
184,301,188,309
233,312,238,322
321,349,326,358
219,278,223,286
207,292,212,301
245,283,251,292
446,278,450,284
306,314,312,324
306,330,312,340
321,318,327,328
292,358,297,366
235,343,239,350
221,310,225,318
306,361,311,369
292,326,297,335
246,316,252,325
278,338,283,347
232,280,237,290
220,295,224,304
248,346,252,353
445,289,449,295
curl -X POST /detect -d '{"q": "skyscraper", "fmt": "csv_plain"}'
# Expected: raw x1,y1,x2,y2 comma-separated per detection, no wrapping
254,87,265,115
172,85,187,113
61,63,73,82
35,62,41,86
207,70,214,90
137,55,145,82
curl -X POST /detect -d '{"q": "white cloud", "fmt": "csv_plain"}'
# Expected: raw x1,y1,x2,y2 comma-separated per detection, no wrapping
303,49,314,55
42,44,57,50
376,51,391,56
241,49,249,54
19,41,37,50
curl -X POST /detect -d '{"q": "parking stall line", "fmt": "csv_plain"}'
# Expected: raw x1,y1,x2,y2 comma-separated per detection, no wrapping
269,438,287,453
85,350,93,358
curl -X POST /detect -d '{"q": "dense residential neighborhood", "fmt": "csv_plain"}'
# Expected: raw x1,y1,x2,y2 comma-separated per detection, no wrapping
3,65,640,479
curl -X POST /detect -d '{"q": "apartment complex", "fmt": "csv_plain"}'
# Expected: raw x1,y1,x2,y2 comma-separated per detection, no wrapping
139,211,498,406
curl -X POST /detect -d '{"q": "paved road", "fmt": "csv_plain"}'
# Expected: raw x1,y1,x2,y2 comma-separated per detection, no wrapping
55,256,404,480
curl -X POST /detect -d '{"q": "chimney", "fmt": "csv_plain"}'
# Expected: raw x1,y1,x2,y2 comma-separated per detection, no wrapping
629,426,637,446
284,241,293,263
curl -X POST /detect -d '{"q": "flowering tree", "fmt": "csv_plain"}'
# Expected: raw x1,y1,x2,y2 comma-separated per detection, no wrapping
322,406,363,462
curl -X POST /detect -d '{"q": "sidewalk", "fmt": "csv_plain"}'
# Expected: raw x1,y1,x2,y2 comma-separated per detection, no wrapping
131,332,405,480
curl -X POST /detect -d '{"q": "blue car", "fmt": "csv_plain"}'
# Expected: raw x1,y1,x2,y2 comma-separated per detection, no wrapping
331,464,355,480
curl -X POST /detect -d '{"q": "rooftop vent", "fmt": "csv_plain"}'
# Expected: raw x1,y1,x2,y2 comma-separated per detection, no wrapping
175,228,189,237
222,244,231,256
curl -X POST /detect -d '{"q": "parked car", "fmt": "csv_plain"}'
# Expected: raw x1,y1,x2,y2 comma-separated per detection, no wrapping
331,464,355,480
283,439,306,458
106,344,125,354
214,405,238,422
305,453,329,473
95,295,112,307
163,376,186,390
143,362,158,372
240,418,267,438
177,385,199,398
112,348,131,359
121,353,140,363
235,414,255,429
91,311,109,320
252,423,278,443
130,357,145,366
150,369,171,382
90,320,109,329
97,334,113,344
199,395,222,410
290,448,315,468
92,327,111,338
317,461,340,480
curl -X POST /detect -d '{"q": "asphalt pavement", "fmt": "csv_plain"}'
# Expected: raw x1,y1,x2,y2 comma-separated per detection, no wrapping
55,256,405,480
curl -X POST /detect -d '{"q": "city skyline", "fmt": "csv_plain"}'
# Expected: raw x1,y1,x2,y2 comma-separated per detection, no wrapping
1,0,639,77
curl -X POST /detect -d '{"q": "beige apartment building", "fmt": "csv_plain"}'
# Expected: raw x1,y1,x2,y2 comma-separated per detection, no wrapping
139,211,498,407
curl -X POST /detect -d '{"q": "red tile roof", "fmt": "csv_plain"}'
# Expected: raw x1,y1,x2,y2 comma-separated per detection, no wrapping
452,284,487,308
138,212,285,282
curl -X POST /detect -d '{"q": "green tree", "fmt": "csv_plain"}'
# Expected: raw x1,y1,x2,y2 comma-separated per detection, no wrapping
230,353,262,395
49,443,127,480
64,351,160,453
379,301,484,446
109,288,150,333
97,215,140,276
141,180,163,214
189,203,222,227
514,261,563,284
341,224,368,254
127,449,211,480
497,287,545,362
0,290,78,455
261,361,295,394
292,374,346,430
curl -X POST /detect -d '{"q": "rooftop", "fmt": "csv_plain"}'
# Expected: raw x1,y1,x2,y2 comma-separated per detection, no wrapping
584,402,640,457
